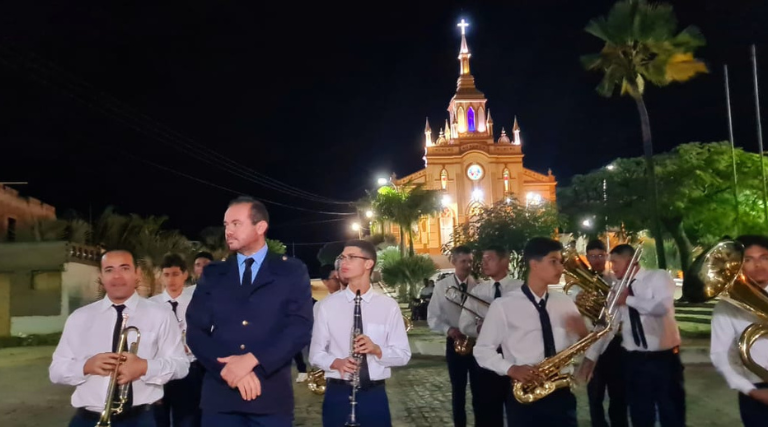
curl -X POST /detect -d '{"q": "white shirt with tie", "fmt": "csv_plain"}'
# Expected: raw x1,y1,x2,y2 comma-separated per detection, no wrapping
49,292,189,412
586,268,680,360
710,287,768,395
427,273,478,335
459,276,524,338
309,287,412,381
149,289,196,362
474,287,582,376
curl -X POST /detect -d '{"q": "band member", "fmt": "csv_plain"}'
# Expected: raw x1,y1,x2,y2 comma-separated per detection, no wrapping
50,249,189,427
584,239,628,427
458,245,523,427
475,237,586,427
186,196,313,426
309,240,411,427
584,244,685,427
150,253,203,427
190,252,214,287
320,264,343,295
711,235,768,426
427,245,479,427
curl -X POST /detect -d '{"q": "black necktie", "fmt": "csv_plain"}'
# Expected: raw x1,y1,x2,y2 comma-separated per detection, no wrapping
460,282,467,304
627,281,648,349
111,304,133,407
521,285,557,357
168,301,179,320
242,258,255,286
493,282,501,299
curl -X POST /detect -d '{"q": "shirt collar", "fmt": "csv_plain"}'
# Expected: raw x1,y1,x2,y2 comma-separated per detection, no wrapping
344,286,375,303
100,291,140,313
161,289,185,302
237,244,269,269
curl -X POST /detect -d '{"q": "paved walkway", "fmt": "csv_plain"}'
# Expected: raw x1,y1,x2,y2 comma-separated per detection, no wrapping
0,344,743,426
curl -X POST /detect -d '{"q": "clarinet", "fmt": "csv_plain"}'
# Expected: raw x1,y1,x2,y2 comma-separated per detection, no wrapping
345,290,363,427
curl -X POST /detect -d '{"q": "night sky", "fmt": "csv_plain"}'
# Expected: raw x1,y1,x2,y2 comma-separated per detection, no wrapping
1,0,767,269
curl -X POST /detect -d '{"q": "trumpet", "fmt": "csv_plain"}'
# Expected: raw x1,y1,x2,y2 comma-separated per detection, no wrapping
444,285,490,356
562,248,612,323
97,314,141,427
513,247,642,404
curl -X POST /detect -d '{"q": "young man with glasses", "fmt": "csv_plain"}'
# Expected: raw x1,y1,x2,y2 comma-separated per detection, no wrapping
309,240,411,427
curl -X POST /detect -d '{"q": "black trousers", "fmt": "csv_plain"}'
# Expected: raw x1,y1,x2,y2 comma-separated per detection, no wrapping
625,348,686,427
322,380,391,427
507,388,577,427
473,363,511,427
155,361,204,427
739,382,768,427
446,337,480,427
294,351,307,373
587,335,628,427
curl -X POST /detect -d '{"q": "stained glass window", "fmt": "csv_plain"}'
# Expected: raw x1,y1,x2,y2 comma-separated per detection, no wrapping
467,107,475,132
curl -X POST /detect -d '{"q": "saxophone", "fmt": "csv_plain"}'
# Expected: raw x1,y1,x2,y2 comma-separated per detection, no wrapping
345,290,363,427
512,247,643,404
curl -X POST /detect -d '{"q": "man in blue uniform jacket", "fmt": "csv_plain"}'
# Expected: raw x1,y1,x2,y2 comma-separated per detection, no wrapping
186,196,313,427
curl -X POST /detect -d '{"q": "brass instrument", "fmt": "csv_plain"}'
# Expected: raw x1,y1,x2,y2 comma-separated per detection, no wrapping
562,248,612,323
346,290,363,427
307,368,326,395
513,246,642,404
403,315,413,333
97,314,141,427
683,239,768,382
444,285,489,355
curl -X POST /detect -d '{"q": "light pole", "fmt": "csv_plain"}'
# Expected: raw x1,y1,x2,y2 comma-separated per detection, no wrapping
603,164,615,252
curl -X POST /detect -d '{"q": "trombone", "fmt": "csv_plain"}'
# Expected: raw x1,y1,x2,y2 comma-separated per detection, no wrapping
97,314,141,427
444,285,490,356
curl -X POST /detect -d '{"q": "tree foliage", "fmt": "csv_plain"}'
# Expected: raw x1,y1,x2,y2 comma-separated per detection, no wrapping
379,250,437,302
371,182,443,257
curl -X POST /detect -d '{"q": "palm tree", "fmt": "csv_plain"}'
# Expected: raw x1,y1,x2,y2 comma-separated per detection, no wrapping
582,0,708,269
372,183,442,257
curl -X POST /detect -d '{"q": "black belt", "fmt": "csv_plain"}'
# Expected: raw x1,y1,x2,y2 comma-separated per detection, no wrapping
75,404,154,420
327,378,385,390
626,346,679,359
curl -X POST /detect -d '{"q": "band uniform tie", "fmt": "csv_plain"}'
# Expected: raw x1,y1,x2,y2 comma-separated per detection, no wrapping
168,300,179,321
356,308,372,388
111,304,133,407
627,281,648,349
493,282,501,299
242,257,255,286
521,285,557,357
460,282,467,304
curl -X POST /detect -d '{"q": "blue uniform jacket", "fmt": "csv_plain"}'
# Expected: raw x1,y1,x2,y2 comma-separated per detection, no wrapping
186,253,313,415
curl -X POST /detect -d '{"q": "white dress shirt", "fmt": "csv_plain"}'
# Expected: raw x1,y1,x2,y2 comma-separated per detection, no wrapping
427,274,478,335
474,287,582,377
309,286,411,381
49,292,189,412
711,292,768,395
459,276,524,337
586,268,680,360
149,289,196,362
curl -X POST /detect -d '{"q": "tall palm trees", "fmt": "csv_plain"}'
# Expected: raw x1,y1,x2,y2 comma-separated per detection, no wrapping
371,182,443,257
582,0,708,268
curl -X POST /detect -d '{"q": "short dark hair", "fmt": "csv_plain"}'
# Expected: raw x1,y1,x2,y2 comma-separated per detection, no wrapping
194,251,214,262
737,235,768,252
586,239,606,252
99,249,137,270
319,264,335,280
160,253,188,272
344,239,377,266
523,237,563,264
610,244,636,258
483,245,509,259
229,196,270,224
451,245,472,257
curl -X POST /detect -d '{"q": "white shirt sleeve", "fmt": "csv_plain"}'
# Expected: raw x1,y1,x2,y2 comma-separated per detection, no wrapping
427,282,450,335
710,303,757,395
142,309,189,385
473,300,513,376
373,304,412,368
626,271,674,317
49,315,90,386
309,302,337,372
585,310,622,362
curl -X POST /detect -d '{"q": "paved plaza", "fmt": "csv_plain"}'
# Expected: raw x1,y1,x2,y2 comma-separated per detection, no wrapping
0,341,743,427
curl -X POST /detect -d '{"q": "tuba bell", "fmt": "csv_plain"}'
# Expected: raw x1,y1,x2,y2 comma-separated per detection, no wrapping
683,239,768,381
562,248,612,323
97,314,141,427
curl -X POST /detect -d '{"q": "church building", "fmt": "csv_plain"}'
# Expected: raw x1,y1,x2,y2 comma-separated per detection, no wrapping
392,20,557,255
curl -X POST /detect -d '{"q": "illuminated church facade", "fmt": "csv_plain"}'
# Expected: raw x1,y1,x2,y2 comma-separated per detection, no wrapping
391,20,557,255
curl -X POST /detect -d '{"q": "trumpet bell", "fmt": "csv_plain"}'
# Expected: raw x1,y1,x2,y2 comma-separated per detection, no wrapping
453,336,475,356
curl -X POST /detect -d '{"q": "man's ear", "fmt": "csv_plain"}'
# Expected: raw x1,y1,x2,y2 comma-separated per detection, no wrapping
256,220,269,235
365,259,375,271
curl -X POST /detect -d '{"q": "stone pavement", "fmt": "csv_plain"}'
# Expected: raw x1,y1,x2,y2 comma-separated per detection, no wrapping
0,345,743,427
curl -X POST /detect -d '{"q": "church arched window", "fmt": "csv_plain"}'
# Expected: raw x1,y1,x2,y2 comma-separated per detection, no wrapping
467,107,476,132
457,107,466,133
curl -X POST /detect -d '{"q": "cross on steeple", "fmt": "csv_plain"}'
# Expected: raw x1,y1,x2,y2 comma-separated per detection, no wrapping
457,19,469,35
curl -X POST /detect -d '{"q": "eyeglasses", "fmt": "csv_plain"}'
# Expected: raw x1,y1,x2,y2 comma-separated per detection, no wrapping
336,255,371,263
587,254,606,260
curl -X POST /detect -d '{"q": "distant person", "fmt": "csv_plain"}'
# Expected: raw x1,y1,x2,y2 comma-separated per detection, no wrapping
189,252,214,289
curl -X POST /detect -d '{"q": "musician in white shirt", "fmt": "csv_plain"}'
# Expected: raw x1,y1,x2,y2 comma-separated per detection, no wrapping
583,244,684,427
149,253,202,427
426,245,479,427
309,240,411,427
50,249,189,427
711,235,768,426
475,237,586,427
459,246,523,427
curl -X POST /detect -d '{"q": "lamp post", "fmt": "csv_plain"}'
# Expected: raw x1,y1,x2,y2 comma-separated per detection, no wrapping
604,164,615,252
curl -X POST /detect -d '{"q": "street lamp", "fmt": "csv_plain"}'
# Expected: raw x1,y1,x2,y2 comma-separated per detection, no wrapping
365,210,374,219
351,222,362,239
377,177,388,186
